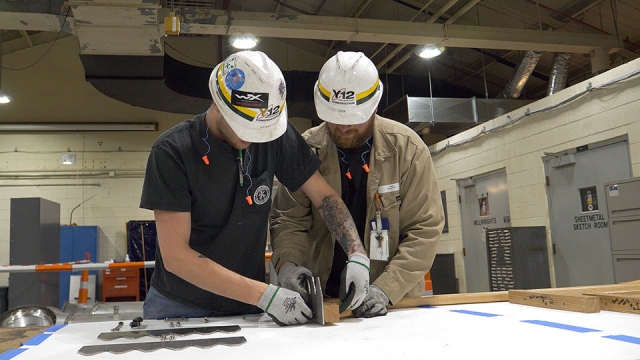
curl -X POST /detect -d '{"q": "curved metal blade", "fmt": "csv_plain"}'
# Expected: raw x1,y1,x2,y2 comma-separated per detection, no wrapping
301,274,325,325
313,276,325,325
78,336,246,355
98,325,241,340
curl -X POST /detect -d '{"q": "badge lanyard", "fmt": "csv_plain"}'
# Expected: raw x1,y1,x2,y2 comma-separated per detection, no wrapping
370,193,389,261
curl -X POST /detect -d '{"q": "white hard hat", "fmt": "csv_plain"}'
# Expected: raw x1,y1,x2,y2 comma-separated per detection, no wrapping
314,51,383,125
209,51,288,143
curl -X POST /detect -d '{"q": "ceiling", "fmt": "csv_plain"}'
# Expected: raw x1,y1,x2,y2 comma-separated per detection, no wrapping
1,0,639,142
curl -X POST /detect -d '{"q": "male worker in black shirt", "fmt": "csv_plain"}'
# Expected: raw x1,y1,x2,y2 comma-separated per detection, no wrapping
140,51,370,325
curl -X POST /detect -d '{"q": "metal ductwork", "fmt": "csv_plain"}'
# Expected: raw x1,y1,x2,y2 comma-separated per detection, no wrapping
496,50,543,99
547,52,572,96
382,96,534,142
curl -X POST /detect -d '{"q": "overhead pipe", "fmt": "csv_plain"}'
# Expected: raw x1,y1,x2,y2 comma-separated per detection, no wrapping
547,52,572,95
496,50,542,99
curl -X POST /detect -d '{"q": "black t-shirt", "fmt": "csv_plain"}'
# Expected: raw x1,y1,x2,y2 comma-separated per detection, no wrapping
140,113,321,314
325,140,372,298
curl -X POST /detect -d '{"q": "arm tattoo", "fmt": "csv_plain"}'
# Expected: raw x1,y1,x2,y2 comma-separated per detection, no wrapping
316,194,365,255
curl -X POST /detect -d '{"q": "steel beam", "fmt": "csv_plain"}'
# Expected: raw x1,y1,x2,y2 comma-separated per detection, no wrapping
178,10,618,53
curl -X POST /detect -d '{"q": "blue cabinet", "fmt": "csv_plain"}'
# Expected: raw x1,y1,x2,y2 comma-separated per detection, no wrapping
59,226,98,308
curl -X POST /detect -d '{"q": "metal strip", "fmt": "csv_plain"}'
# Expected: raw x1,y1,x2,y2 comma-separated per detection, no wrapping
78,336,247,355
98,325,241,340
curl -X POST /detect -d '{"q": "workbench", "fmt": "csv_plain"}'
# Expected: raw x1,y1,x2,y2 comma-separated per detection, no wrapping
1,301,638,359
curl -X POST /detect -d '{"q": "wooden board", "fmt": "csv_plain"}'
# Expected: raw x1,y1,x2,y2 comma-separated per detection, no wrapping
0,326,46,353
509,282,640,314
510,283,640,295
322,291,509,323
584,290,640,315
509,290,600,313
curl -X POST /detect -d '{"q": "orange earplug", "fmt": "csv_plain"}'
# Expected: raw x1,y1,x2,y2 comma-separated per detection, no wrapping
202,155,210,165
362,164,370,173
345,171,352,180
245,196,253,205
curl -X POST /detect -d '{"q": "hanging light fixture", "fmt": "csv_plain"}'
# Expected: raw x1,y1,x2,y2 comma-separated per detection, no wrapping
228,33,260,50
0,30,11,104
416,44,445,59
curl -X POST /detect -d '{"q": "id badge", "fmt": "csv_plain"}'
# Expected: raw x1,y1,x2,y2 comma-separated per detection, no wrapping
369,230,389,261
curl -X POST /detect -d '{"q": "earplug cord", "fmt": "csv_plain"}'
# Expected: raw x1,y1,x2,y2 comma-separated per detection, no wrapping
201,112,212,165
244,148,253,196
336,137,372,179
361,138,372,164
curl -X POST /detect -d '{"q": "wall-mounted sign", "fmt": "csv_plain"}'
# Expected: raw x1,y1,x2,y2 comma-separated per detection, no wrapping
579,186,598,212
479,197,489,216
573,213,608,230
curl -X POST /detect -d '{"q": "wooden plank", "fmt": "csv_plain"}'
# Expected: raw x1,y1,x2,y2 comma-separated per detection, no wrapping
514,283,640,295
322,291,509,323
508,283,640,313
323,300,341,324
509,290,600,313
0,327,46,353
584,290,640,315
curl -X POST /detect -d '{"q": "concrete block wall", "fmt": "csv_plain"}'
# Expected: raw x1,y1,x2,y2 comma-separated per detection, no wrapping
430,58,640,292
0,37,190,287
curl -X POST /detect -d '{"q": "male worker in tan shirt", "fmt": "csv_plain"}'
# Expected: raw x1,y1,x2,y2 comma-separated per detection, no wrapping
270,51,444,317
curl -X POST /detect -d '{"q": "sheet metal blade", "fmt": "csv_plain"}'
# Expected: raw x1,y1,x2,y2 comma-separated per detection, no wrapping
78,336,247,355
302,274,325,325
97,325,241,340
312,276,325,325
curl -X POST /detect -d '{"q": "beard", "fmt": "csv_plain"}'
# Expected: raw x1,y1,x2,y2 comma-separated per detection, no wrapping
328,121,374,149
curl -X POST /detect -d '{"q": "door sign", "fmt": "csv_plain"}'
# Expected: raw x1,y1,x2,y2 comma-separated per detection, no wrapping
579,186,599,212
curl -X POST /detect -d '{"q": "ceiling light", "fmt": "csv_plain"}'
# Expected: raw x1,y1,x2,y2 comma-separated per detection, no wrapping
228,34,260,49
0,90,10,104
417,45,445,59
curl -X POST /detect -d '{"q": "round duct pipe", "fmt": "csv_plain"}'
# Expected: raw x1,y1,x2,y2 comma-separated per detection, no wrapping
590,48,610,75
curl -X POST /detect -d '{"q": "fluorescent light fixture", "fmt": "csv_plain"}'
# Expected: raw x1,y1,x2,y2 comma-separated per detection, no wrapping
0,122,158,132
417,45,445,59
0,90,10,104
229,34,260,49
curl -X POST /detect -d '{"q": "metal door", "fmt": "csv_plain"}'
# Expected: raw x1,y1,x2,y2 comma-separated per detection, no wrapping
544,137,631,287
458,169,511,293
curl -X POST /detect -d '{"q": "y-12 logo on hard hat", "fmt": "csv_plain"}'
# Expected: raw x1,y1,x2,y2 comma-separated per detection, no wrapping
331,88,356,105
256,105,280,121
232,90,269,109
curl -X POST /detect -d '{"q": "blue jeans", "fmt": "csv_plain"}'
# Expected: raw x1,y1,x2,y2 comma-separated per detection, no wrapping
143,286,262,319
143,287,211,319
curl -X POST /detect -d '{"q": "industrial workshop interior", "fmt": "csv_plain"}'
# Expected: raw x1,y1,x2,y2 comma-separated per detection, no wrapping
0,0,639,358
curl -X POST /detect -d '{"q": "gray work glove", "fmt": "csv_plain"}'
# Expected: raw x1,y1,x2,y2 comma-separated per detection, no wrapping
339,253,370,313
257,284,312,326
353,284,389,318
277,262,313,303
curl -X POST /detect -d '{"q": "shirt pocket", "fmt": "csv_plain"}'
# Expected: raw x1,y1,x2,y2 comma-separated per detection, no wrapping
245,169,273,213
378,190,402,213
